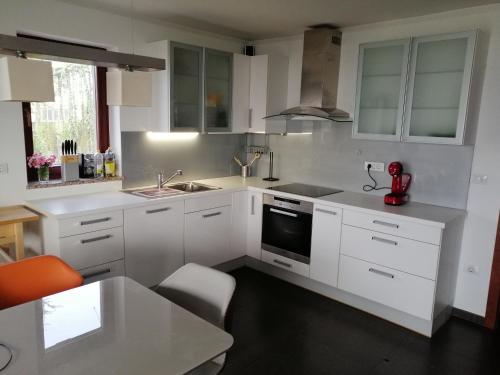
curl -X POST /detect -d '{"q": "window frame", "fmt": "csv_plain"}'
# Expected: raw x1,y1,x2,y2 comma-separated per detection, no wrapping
20,34,109,182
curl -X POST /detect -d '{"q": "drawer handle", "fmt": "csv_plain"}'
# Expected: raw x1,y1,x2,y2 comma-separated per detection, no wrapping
372,220,399,229
202,211,221,218
146,207,171,214
82,268,111,279
369,267,395,279
315,208,337,215
270,208,298,218
81,217,111,226
81,234,112,244
371,236,398,246
273,259,292,268
251,195,255,215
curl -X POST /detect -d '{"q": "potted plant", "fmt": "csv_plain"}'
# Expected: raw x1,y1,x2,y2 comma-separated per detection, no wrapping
27,153,57,182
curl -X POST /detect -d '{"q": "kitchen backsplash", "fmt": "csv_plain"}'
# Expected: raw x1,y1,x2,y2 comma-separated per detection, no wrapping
248,122,474,209
121,132,245,188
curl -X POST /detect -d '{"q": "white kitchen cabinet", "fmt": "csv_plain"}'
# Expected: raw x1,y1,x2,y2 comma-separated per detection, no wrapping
230,191,249,258
246,191,263,259
231,54,251,133
309,205,342,287
185,205,232,267
402,31,476,144
353,39,410,141
248,55,288,134
124,201,184,288
353,31,476,145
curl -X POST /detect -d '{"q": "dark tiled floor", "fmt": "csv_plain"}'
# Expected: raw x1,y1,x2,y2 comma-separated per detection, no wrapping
223,267,500,375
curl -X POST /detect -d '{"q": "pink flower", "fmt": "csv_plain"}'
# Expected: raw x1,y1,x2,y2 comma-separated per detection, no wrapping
27,153,57,169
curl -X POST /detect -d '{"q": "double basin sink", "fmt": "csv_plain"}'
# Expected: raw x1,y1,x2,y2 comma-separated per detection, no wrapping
125,182,220,199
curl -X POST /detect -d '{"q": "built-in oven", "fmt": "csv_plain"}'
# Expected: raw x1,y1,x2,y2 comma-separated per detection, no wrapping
261,194,313,264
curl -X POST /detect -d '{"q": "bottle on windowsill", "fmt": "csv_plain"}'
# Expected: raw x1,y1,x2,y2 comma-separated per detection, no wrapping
104,147,116,177
94,151,104,179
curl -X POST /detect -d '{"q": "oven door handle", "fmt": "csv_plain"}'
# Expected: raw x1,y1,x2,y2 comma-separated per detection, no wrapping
269,208,298,218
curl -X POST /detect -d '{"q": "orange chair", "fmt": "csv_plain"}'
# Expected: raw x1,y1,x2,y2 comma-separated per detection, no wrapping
0,255,83,310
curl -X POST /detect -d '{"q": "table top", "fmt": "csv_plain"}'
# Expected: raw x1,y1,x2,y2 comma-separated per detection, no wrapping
0,205,39,225
0,277,233,375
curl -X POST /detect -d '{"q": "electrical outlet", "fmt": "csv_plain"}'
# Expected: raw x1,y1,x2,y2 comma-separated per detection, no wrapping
0,163,8,175
472,174,488,185
364,161,385,172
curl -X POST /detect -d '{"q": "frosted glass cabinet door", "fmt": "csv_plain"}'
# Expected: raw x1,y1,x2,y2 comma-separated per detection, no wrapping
353,39,410,141
403,31,476,144
204,49,233,132
170,42,203,132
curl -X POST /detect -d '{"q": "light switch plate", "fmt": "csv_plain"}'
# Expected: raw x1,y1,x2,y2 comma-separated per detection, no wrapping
0,163,8,175
364,161,385,172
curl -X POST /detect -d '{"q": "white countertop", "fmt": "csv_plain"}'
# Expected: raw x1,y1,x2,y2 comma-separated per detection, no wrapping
0,276,233,375
26,176,465,228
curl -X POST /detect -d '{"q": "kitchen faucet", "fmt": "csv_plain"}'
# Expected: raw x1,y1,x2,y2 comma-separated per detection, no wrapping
157,169,183,189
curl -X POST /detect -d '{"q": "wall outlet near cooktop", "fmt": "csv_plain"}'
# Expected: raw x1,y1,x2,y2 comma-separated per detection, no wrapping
364,161,385,172
0,163,8,175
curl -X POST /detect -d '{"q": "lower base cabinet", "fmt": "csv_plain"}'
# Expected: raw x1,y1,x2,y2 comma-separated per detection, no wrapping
124,201,184,288
80,259,125,285
185,205,232,267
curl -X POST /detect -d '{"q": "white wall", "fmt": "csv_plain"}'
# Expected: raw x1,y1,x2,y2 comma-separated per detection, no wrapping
254,4,500,316
0,0,243,206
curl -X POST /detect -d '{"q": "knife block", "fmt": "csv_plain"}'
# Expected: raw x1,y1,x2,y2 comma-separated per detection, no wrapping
61,155,80,182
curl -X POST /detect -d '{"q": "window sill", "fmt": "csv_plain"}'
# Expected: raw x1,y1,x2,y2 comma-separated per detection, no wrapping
27,176,123,190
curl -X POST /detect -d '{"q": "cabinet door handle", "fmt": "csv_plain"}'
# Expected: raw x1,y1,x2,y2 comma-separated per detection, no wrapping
248,108,253,127
80,234,112,244
371,236,398,246
273,259,292,268
82,268,111,279
369,267,395,279
146,207,171,214
80,217,111,226
202,211,221,218
270,208,298,218
251,195,255,215
372,220,399,229
315,208,337,215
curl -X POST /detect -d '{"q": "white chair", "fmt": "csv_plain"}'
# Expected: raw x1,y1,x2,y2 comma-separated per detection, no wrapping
156,263,236,375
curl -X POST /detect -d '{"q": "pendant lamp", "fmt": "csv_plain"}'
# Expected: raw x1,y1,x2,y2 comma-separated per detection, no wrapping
0,52,54,102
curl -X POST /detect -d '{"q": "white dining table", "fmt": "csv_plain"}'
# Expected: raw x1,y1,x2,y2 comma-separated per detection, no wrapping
0,276,233,375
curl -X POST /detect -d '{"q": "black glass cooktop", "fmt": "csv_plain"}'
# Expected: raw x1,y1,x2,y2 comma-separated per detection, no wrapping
267,183,343,198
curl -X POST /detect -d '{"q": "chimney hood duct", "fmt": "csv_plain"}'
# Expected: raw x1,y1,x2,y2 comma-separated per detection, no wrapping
265,27,351,123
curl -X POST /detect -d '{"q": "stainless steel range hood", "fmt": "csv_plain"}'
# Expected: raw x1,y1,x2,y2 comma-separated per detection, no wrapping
265,27,351,123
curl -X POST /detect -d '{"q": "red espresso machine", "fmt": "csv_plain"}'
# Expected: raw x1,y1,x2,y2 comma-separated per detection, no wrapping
384,162,412,206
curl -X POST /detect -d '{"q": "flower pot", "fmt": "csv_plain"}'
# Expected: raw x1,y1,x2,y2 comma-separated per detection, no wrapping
37,166,49,182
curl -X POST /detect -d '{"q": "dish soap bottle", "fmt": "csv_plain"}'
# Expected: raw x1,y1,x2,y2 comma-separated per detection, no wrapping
104,147,116,177
94,150,104,178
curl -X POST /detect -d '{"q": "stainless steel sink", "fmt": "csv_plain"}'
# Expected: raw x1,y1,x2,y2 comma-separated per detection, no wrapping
124,182,220,199
167,182,221,193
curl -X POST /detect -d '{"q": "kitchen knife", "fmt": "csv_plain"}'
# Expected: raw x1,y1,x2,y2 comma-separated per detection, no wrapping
74,142,77,155
70,140,74,154
62,142,65,155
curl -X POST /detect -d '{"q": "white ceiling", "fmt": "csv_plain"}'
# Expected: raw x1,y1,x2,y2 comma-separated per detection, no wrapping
63,0,499,39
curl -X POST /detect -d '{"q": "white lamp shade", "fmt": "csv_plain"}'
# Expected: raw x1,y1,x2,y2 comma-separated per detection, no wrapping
0,56,55,102
106,70,152,107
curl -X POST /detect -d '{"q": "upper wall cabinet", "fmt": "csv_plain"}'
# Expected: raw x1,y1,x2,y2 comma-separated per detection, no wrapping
353,39,410,141
120,40,250,134
402,32,476,144
353,31,477,145
204,49,233,132
248,54,289,134
170,42,204,132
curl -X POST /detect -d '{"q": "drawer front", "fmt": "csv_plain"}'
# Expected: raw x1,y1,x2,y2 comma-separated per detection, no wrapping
341,225,439,280
59,210,123,237
261,250,310,277
184,193,232,213
338,255,435,320
60,227,124,270
343,210,441,245
80,259,125,284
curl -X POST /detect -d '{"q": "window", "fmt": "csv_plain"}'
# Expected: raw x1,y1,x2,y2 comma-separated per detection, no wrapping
22,35,109,182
